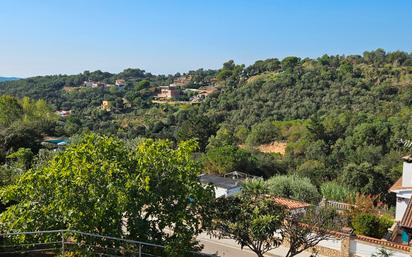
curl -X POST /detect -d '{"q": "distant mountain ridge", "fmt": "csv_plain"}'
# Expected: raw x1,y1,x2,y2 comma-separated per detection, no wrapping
0,77,20,82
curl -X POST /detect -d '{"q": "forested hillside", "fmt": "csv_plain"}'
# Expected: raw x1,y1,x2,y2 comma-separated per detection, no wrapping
1,49,412,204
200,50,412,202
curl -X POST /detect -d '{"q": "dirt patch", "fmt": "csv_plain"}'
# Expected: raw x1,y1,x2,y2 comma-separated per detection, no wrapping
257,141,287,155
239,141,287,155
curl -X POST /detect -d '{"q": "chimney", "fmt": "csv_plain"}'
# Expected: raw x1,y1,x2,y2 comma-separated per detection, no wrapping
402,155,412,187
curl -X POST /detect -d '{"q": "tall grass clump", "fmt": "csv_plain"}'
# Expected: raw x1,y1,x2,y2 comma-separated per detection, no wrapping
320,181,355,203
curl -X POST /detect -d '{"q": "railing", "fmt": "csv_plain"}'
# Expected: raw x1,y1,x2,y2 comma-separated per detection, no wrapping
324,200,354,212
0,229,218,257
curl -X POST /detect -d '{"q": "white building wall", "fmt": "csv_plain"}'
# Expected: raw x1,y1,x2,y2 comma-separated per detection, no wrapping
395,190,412,221
214,186,241,198
317,237,341,251
403,161,412,187
350,240,410,257
398,190,412,199
396,196,410,221
214,187,228,198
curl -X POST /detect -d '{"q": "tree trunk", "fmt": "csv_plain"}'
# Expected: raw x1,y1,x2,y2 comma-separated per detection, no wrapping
285,249,293,257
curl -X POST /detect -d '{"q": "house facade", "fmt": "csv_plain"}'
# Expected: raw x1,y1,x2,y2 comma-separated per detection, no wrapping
115,79,126,87
199,174,242,198
156,85,180,99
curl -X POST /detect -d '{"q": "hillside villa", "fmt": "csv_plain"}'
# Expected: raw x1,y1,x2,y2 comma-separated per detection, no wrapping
115,79,126,87
199,173,243,198
84,80,107,88
155,84,180,100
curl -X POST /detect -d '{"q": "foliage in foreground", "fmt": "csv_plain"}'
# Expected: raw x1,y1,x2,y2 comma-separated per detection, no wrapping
282,207,342,257
209,191,342,257
372,248,394,257
352,213,393,239
209,194,285,257
0,133,214,256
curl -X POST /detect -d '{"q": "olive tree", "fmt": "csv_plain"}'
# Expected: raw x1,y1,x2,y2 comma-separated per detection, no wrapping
281,206,343,257
209,193,285,257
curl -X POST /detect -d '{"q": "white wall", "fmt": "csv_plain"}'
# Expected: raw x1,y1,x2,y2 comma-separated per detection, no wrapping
396,196,410,221
398,190,412,199
317,237,341,251
350,240,410,257
403,161,412,187
214,187,228,198
214,186,241,198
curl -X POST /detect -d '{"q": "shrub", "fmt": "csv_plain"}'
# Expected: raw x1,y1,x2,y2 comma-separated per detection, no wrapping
266,175,321,204
320,181,355,202
245,120,279,146
352,213,393,238
242,178,268,195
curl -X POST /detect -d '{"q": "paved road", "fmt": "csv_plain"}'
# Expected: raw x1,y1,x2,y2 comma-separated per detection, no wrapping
198,233,326,257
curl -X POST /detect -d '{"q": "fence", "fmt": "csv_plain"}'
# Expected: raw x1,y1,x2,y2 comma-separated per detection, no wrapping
312,233,412,257
323,199,353,213
0,230,218,257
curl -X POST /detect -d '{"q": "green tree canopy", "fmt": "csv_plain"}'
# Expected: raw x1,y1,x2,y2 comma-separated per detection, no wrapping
202,145,253,175
0,133,214,255
209,193,285,257
246,120,279,146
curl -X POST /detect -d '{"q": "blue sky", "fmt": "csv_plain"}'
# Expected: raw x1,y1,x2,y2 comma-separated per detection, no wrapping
1,0,412,77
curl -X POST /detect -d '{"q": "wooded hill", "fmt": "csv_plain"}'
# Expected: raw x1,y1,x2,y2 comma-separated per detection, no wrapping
1,49,412,204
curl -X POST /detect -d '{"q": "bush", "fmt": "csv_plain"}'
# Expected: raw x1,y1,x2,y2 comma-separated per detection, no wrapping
245,120,279,146
266,175,321,204
320,181,355,202
202,145,252,175
352,213,392,238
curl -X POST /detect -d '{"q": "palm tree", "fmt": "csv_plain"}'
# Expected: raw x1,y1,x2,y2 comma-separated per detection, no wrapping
371,248,393,257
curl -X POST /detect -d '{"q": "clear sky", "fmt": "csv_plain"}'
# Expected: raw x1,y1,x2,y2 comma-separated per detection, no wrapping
1,0,412,77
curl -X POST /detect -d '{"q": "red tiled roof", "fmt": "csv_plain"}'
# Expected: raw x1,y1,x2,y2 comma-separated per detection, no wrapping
272,196,311,210
355,234,410,251
389,177,412,192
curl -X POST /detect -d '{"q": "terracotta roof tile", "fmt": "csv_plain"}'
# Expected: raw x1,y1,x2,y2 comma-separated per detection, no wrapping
271,196,311,210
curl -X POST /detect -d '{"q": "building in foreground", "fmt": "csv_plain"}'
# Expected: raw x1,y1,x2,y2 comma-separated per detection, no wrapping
390,155,412,244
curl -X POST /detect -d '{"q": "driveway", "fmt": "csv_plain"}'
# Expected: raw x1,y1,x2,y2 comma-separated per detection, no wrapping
198,233,326,257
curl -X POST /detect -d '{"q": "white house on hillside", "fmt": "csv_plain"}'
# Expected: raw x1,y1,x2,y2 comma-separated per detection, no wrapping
199,174,242,198
199,171,262,198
